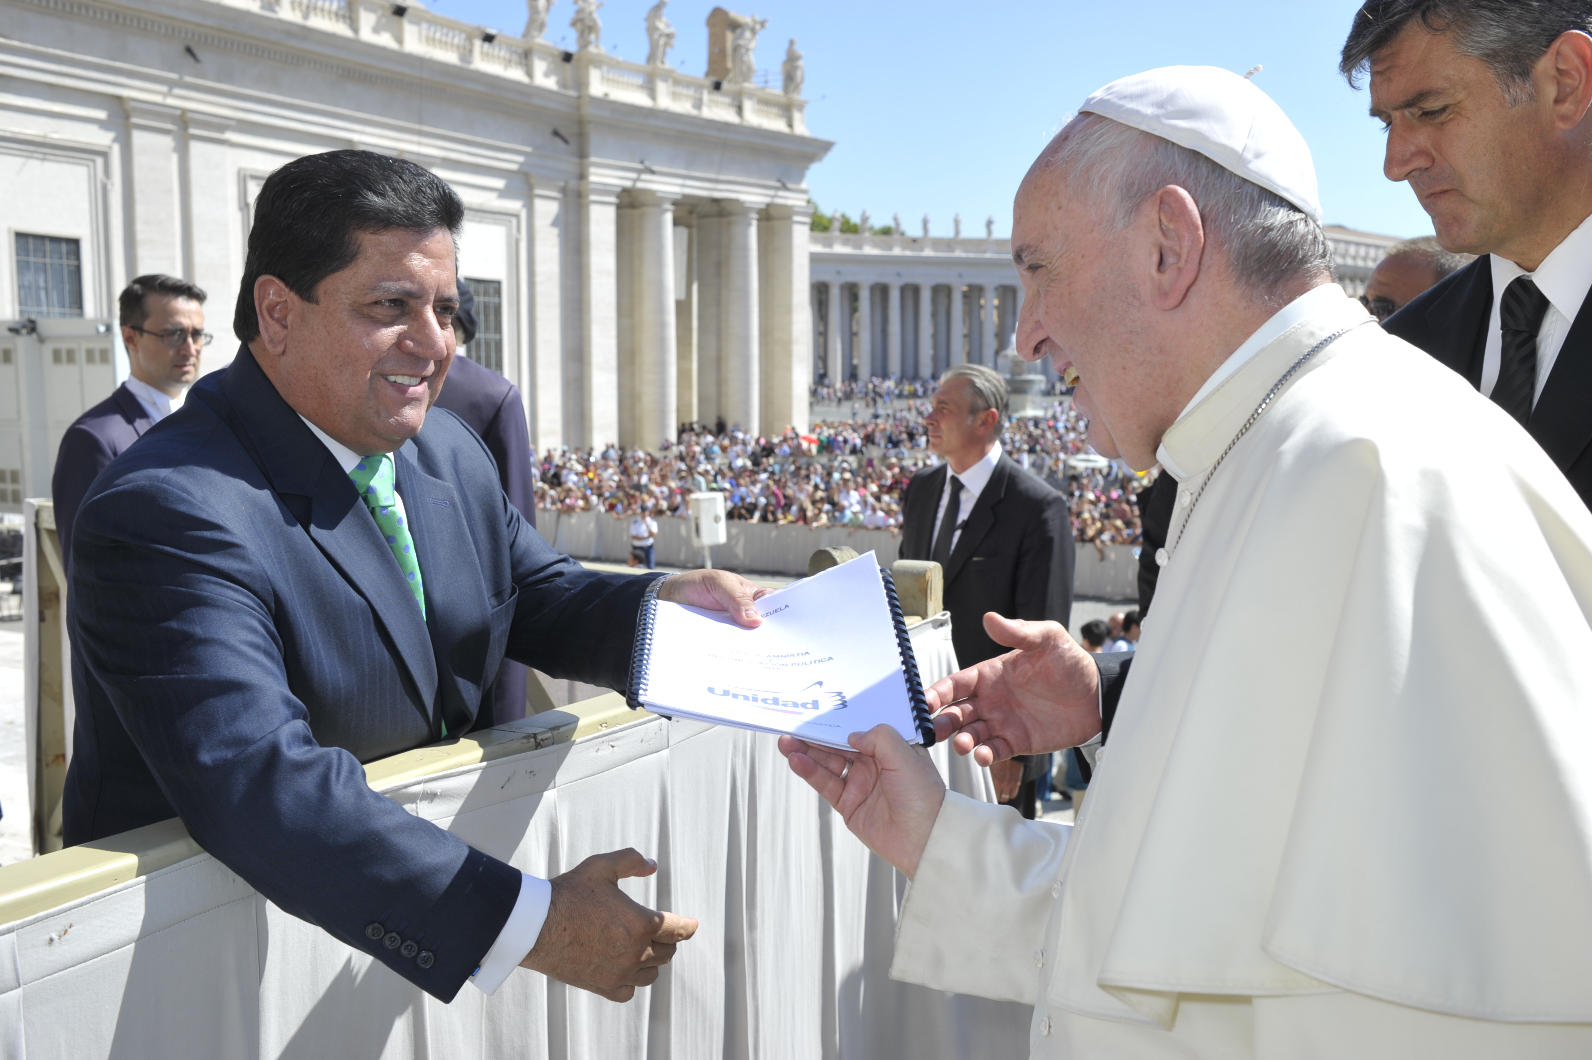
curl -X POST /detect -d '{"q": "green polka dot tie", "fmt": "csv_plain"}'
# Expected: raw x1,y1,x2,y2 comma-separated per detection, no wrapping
348,453,426,620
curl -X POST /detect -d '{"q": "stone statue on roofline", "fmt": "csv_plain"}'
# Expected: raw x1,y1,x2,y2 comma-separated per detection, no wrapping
782,38,804,96
645,1,675,66
953,213,962,238
893,212,902,235
524,0,552,40
729,16,766,84
986,216,995,238
922,214,930,238
859,209,871,234
571,0,603,52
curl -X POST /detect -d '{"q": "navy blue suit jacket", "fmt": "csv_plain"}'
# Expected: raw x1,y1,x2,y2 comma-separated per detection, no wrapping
62,346,655,1000
51,382,154,571
433,354,539,722
1385,256,1592,511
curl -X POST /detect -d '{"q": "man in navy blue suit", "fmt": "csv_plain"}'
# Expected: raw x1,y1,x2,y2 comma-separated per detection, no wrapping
51,273,210,569
62,150,765,1003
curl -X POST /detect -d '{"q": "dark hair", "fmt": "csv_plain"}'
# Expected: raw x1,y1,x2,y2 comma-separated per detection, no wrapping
119,274,207,329
1080,619,1110,648
1122,609,1141,634
233,149,464,342
1340,1,1592,104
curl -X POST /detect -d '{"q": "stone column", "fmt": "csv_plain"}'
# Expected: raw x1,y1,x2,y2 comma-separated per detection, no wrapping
948,282,964,365
719,200,759,434
528,178,568,451
579,180,622,446
826,279,843,384
915,282,933,379
981,285,998,366
886,281,902,377
675,212,698,427
123,100,185,277
695,206,724,425
629,192,677,448
856,280,873,378
758,203,811,433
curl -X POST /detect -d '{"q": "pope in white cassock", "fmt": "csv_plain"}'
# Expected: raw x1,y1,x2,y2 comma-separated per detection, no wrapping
782,65,1592,1057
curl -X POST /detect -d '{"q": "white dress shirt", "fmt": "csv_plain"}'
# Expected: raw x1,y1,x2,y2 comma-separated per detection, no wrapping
123,375,185,423
301,416,549,994
930,442,1003,556
1482,211,1592,405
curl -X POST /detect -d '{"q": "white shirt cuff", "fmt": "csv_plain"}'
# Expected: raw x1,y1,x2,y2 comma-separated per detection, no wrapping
469,873,552,994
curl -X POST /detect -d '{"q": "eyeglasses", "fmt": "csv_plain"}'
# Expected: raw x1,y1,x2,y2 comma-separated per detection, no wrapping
130,326,214,350
1358,294,1398,322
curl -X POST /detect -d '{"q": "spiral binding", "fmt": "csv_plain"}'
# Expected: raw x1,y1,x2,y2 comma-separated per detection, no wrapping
880,568,935,747
625,575,665,711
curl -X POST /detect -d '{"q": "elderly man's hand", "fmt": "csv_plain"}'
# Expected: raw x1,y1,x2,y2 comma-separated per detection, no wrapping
779,725,946,878
929,613,1104,764
655,569,770,628
520,849,698,1002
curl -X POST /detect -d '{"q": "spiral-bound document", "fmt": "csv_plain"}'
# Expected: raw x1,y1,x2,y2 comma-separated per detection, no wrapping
626,551,934,748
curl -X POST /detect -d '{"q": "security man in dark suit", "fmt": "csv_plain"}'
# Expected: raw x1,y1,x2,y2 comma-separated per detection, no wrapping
51,273,209,568
899,364,1074,817
1341,0,1592,511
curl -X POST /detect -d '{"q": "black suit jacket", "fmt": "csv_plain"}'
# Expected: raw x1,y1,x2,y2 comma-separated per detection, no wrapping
51,382,155,570
1385,255,1592,511
899,453,1075,667
62,346,655,1000
433,354,539,721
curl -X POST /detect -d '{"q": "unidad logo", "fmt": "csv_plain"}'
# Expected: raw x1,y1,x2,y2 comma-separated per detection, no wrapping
705,681,847,715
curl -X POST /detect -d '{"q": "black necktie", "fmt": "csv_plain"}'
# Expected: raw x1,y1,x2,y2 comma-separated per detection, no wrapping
931,474,963,568
1494,276,1549,425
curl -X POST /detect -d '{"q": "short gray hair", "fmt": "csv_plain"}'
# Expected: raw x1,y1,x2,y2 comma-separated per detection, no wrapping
1385,235,1475,280
939,363,1008,428
1045,115,1332,304
1340,1,1592,106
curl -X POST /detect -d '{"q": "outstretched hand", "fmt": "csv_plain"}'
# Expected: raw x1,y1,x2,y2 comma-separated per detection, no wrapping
656,569,770,628
779,725,946,878
521,849,699,1001
929,612,1103,765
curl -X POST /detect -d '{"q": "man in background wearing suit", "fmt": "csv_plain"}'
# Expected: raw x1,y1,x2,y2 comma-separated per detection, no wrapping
435,282,537,721
63,149,766,1005
51,273,209,568
1341,0,1592,510
898,364,1074,817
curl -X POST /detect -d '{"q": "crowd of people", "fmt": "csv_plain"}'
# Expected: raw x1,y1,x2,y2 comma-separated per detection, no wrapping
532,390,1157,547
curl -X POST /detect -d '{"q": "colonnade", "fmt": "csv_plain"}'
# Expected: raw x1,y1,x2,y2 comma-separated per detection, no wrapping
535,189,812,450
809,279,1024,383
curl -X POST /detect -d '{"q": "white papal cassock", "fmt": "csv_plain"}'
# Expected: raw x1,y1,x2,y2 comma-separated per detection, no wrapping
891,285,1592,1057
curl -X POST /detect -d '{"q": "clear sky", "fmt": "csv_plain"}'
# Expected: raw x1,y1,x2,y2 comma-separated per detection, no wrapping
426,0,1434,240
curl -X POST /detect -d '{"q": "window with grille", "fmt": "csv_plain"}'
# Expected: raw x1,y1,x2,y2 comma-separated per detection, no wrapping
16,234,84,318
461,277,503,374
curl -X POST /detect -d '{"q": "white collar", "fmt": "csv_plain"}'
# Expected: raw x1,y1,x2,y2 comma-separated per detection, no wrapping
298,415,367,475
948,441,1002,498
1172,285,1342,425
1489,211,1592,321
1158,284,1346,477
123,375,185,421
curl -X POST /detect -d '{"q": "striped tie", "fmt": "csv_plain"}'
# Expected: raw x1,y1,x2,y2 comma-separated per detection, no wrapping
1494,276,1548,426
348,453,426,620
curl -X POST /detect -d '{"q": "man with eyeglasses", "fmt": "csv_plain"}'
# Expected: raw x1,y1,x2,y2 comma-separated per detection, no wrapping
52,273,211,567
1358,236,1472,322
